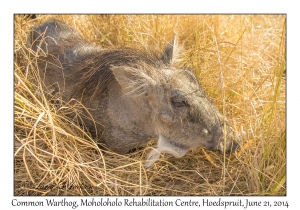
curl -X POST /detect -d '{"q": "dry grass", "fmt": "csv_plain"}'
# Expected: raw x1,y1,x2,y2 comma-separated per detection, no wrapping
14,14,286,196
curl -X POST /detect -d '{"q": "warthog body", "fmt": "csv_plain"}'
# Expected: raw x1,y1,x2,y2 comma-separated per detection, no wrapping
28,19,240,167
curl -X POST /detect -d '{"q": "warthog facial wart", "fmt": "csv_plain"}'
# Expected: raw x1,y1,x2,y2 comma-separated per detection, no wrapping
28,19,241,167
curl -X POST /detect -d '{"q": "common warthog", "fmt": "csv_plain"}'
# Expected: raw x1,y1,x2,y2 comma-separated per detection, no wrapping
28,19,240,167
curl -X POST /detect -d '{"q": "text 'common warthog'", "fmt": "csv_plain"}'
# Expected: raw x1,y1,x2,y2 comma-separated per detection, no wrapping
28,20,240,167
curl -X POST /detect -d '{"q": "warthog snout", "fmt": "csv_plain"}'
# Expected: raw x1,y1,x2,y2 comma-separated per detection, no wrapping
215,135,240,154
210,124,240,153
144,122,241,168
28,19,242,168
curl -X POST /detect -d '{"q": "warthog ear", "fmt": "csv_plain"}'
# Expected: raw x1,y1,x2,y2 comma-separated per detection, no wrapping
111,66,156,96
160,34,178,65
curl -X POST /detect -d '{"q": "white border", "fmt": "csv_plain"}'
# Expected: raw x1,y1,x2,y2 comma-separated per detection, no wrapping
2,0,298,209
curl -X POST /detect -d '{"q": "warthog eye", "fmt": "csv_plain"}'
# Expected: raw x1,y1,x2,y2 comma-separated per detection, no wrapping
171,98,187,107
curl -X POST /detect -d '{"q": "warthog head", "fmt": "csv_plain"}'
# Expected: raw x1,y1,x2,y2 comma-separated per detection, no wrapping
126,38,240,167
28,20,240,168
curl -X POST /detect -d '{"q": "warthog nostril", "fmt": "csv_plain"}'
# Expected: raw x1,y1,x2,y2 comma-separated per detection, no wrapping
217,139,240,154
224,140,240,153
231,141,239,152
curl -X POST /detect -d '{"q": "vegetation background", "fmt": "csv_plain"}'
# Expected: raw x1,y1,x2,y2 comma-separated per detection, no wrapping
14,14,286,196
